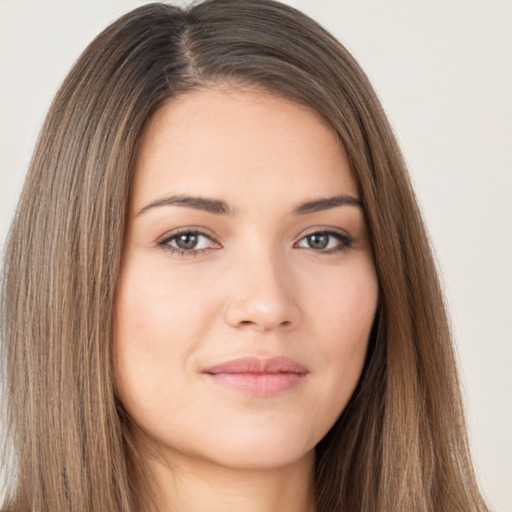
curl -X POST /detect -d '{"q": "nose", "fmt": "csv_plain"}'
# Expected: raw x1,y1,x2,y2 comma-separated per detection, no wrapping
223,252,301,333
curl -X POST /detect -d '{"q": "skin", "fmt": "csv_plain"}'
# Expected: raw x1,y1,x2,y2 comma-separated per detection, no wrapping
114,85,379,512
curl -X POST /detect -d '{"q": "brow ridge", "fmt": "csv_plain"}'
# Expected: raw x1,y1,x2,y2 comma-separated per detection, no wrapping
138,195,232,215
293,195,362,214
138,193,362,216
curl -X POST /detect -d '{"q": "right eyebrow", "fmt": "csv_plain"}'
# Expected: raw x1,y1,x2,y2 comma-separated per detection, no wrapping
137,192,363,217
137,194,235,216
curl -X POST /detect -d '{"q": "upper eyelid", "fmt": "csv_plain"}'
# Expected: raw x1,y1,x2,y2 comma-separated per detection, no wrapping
294,230,351,247
296,227,350,242
157,230,220,256
157,227,350,252
158,226,348,240
158,227,219,244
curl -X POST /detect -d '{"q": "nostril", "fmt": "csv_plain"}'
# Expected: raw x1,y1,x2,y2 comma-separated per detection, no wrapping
224,297,300,332
236,319,292,331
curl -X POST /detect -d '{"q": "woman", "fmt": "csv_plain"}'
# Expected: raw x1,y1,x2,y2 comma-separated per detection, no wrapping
0,1,491,511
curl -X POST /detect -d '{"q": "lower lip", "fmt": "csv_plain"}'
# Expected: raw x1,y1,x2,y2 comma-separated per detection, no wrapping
205,372,305,396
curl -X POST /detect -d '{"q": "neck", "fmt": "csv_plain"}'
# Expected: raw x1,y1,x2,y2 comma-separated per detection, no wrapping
140,449,316,512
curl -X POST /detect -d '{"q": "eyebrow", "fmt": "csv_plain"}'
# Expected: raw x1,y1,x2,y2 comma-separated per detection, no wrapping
138,195,233,215
292,194,362,214
137,193,362,216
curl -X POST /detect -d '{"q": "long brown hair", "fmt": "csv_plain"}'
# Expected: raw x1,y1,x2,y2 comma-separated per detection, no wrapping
1,1,489,510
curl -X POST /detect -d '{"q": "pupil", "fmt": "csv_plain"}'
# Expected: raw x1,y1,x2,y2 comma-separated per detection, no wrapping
308,233,328,249
176,233,198,250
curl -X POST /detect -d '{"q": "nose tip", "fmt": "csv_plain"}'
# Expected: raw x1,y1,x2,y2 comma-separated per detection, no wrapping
223,265,300,332
224,299,298,332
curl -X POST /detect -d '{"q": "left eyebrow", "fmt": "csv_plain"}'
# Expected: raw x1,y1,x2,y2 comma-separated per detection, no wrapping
136,193,362,217
293,194,362,215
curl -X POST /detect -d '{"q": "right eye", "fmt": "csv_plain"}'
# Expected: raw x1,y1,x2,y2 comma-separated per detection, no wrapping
158,229,220,256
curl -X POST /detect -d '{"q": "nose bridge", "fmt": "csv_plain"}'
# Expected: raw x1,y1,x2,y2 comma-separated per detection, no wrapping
223,238,300,332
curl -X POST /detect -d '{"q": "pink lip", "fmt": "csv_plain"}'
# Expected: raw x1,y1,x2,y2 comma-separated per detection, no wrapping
203,356,308,397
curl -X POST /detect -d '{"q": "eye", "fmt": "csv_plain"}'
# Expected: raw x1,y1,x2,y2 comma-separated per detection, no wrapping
158,229,220,256
295,230,352,253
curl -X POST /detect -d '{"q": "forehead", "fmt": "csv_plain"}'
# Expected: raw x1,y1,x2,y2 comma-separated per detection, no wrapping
133,86,358,211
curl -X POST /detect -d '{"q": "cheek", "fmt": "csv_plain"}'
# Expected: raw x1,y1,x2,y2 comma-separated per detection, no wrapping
112,258,217,417
303,258,378,428
115,257,215,350
306,254,378,346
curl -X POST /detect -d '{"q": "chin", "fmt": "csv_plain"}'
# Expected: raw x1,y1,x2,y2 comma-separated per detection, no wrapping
179,420,320,471
201,439,315,471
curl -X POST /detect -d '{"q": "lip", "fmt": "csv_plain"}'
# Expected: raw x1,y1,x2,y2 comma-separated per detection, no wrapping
202,356,309,397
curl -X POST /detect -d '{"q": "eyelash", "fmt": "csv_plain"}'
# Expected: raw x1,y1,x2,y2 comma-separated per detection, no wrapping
158,228,219,257
157,228,353,257
295,230,353,253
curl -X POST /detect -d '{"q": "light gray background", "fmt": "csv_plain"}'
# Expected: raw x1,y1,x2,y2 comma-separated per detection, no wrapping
1,1,511,510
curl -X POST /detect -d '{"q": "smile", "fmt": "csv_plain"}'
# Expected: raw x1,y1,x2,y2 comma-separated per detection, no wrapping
202,356,309,397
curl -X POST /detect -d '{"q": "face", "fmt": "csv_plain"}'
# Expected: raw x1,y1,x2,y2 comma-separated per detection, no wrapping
114,86,378,471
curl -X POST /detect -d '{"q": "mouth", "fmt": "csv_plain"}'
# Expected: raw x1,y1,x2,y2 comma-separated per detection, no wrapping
202,356,309,397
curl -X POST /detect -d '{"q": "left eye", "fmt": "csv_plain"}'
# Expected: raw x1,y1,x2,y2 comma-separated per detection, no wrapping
295,231,350,251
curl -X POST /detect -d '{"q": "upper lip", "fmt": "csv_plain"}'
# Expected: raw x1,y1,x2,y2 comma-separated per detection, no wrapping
203,356,309,375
